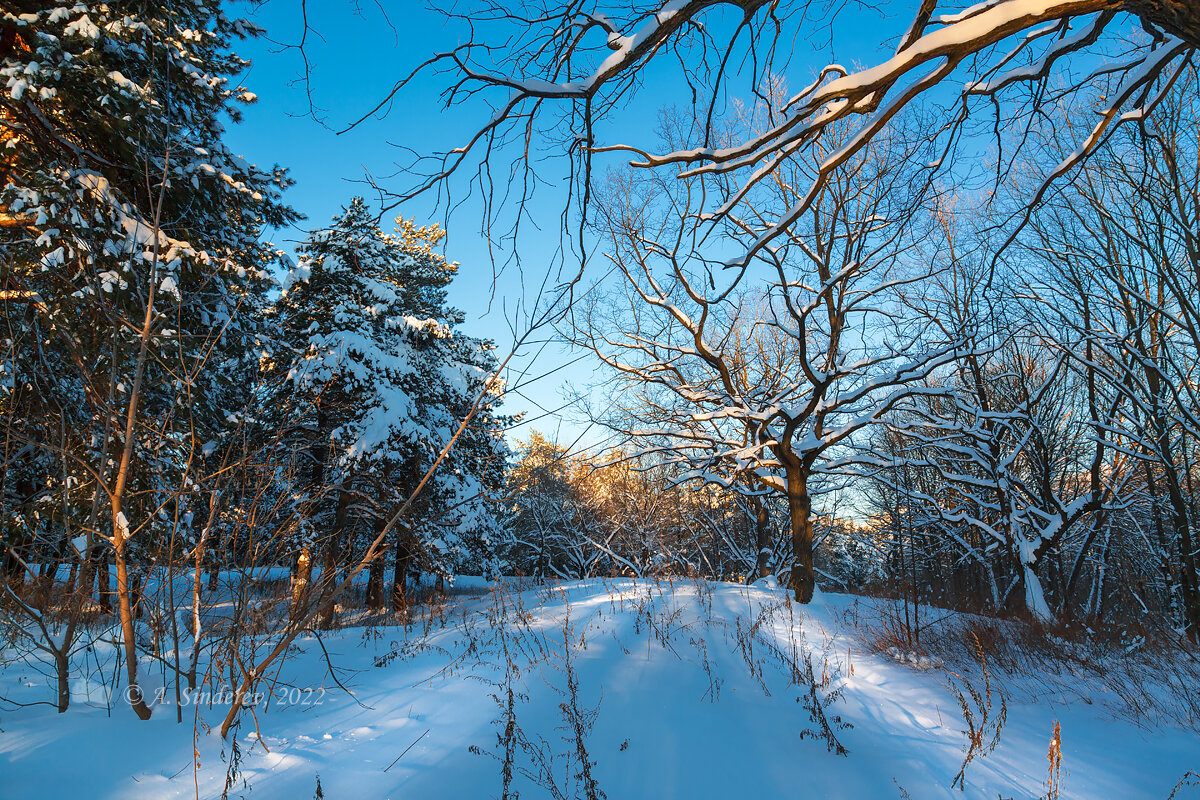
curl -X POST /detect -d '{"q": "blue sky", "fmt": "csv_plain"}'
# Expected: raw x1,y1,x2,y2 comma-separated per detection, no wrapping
223,0,907,450
226,1,607,447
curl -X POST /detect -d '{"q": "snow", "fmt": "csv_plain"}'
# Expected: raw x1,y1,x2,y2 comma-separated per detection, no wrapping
158,275,180,298
63,13,101,40
1,579,1195,799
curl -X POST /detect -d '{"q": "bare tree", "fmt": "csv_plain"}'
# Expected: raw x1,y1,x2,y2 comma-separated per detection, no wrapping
369,0,1196,276
1017,81,1200,636
573,116,960,602
333,0,1198,612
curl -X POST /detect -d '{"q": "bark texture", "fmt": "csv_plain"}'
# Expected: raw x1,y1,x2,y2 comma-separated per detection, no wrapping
1125,0,1200,47
785,468,815,604
751,494,774,581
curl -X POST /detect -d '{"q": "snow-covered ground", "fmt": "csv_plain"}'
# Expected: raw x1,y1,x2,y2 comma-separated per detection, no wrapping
1,578,1197,799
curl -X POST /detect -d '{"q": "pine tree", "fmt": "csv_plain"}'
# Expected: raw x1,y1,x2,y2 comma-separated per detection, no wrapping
272,198,509,616
0,0,295,717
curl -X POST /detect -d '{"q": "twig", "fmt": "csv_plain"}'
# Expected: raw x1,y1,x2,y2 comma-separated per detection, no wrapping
384,729,430,772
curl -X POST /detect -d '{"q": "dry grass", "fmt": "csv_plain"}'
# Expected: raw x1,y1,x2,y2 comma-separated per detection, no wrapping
845,596,1200,732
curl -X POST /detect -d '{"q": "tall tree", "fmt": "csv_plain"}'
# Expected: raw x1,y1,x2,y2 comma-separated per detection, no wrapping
578,118,961,602
1019,82,1200,636
272,198,510,617
0,0,295,717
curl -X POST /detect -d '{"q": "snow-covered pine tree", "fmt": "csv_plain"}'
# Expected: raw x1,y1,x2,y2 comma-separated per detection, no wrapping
0,0,294,716
272,198,509,617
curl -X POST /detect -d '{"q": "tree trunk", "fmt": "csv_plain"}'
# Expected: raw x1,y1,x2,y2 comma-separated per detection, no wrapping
188,493,220,692
1124,0,1200,47
1163,471,1200,641
1091,527,1112,622
750,493,773,580
1017,557,1054,624
785,466,815,604
392,534,413,613
95,546,112,613
290,545,312,621
112,533,151,719
206,522,221,593
292,414,329,622
1147,373,1200,639
366,516,386,609
54,649,70,713
42,527,69,579
366,555,385,610
2,532,24,590
227,519,243,570
317,489,350,630
76,485,104,608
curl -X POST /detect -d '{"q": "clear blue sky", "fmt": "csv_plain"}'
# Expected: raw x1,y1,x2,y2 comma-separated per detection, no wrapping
223,0,907,451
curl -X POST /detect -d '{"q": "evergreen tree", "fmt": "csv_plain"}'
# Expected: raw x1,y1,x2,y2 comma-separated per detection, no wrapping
0,0,295,716
272,198,509,615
